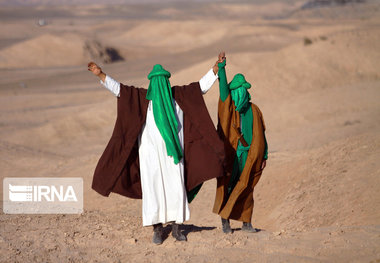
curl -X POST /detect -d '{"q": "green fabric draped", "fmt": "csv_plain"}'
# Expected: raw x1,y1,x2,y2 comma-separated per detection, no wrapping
146,64,183,164
227,144,250,195
229,73,251,113
231,87,251,113
239,106,253,147
229,73,251,90
227,106,253,196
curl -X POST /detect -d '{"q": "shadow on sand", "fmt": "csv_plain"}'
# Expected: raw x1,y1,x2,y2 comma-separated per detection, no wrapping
231,228,262,234
160,224,216,242
181,224,216,236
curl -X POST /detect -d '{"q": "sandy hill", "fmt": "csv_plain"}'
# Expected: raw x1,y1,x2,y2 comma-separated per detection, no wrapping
0,34,126,69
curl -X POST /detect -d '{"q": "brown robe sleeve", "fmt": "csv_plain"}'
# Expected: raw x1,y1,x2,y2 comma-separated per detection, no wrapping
91,83,148,199
173,82,226,191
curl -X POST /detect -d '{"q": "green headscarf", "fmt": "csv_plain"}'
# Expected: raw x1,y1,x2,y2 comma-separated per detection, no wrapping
146,64,183,164
229,73,251,113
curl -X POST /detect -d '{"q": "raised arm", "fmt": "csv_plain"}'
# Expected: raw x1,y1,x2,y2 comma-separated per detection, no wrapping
88,62,106,82
199,68,218,94
217,53,229,102
88,62,120,97
199,52,226,94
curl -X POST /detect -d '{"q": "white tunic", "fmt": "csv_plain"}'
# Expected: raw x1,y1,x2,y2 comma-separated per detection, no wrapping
101,69,218,226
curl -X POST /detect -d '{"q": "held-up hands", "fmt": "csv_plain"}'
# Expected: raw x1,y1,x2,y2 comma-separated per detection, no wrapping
88,62,106,82
218,51,226,64
88,62,102,76
213,51,226,75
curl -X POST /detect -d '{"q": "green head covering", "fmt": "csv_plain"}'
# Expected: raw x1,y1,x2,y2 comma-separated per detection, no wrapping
229,74,251,90
146,64,183,164
229,73,251,113
148,64,171,80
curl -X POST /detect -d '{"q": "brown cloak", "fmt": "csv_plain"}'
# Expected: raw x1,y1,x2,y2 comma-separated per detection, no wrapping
213,94,266,222
92,82,225,199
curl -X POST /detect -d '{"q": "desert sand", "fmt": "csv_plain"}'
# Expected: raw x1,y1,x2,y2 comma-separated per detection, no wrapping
0,0,379,262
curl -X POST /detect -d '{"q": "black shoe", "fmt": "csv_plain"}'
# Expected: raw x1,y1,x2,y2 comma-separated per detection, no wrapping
242,222,259,233
221,218,232,234
171,223,187,241
152,223,163,245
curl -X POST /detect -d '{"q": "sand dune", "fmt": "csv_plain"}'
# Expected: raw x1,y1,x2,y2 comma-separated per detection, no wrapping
6,100,115,152
0,33,125,69
114,20,231,53
0,34,86,68
255,132,380,230
231,27,379,95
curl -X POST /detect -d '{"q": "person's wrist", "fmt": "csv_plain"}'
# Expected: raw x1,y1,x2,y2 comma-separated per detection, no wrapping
213,65,218,75
218,60,226,68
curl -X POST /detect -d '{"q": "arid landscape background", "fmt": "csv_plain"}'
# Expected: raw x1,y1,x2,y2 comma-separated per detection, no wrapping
0,0,379,262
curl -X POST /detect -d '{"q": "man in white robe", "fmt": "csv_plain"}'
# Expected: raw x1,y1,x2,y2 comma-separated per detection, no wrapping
88,58,221,244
